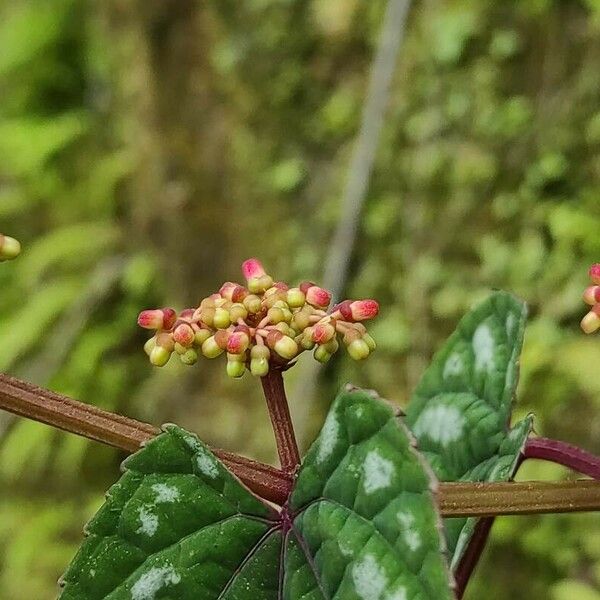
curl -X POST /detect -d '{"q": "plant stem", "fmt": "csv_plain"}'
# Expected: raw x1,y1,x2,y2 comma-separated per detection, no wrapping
0,372,292,504
456,437,600,598
524,436,600,479
2,371,600,517
260,368,301,474
439,480,600,517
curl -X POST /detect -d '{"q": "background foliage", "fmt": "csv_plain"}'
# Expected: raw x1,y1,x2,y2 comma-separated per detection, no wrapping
0,0,599,598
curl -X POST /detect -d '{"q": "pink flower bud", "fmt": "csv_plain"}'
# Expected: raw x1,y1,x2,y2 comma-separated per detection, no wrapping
583,286,600,306
214,329,231,350
220,282,249,303
227,331,250,354
590,264,600,285
173,323,195,347
219,282,238,299
180,308,195,321
242,258,267,280
337,299,379,322
312,322,336,344
305,286,332,309
137,308,176,330
581,305,600,334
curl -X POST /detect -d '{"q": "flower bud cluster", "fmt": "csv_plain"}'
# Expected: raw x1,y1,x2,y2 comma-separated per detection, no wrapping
0,235,21,262
581,264,600,334
138,258,379,377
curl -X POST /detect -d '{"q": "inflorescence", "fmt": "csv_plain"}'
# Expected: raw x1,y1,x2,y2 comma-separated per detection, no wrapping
0,235,21,262
582,264,600,334
137,259,379,377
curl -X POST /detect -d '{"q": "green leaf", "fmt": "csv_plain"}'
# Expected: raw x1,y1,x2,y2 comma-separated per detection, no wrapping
60,388,454,599
289,387,454,600
405,291,533,568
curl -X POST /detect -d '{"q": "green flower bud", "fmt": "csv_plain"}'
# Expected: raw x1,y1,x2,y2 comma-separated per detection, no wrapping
362,333,377,351
268,307,286,324
243,294,262,313
0,235,21,261
226,359,246,378
323,338,340,354
274,335,298,360
300,328,316,350
250,357,269,377
202,336,223,358
174,342,188,355
314,345,332,363
347,338,370,360
180,348,198,365
286,287,306,308
143,336,157,356
213,307,231,329
194,328,211,346
229,303,248,322
251,344,270,360
149,345,171,367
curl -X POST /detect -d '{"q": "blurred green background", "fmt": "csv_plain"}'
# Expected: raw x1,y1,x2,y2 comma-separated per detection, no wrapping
1,0,600,598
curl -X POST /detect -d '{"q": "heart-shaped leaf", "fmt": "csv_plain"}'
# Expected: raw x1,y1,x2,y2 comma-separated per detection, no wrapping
405,291,533,568
60,388,455,599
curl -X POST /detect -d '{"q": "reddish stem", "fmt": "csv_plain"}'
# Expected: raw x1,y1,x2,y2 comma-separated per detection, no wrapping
524,437,600,479
260,368,301,475
455,436,600,598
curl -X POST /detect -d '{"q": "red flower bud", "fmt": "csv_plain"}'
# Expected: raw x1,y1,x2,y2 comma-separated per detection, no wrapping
590,264,600,285
306,286,332,309
338,299,379,322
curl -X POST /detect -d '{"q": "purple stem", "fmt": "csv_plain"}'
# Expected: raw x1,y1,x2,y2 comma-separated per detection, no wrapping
455,437,600,599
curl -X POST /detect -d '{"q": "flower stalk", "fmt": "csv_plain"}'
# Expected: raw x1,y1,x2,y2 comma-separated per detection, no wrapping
260,368,301,474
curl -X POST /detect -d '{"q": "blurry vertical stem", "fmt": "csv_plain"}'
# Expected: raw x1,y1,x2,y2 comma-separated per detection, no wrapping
291,0,412,442
261,369,300,474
